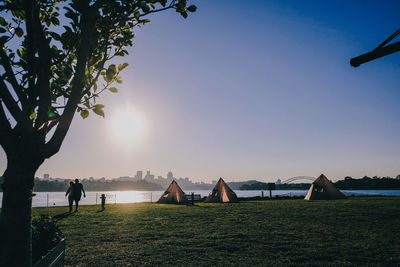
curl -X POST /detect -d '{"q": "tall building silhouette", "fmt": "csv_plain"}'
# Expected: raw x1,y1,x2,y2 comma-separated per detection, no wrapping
136,171,143,180
144,170,154,181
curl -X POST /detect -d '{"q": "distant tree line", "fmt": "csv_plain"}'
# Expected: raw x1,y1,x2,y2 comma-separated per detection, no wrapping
240,182,311,190
335,176,400,190
239,175,400,190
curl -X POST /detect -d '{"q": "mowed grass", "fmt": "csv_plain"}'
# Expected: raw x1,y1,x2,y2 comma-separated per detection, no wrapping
32,197,400,266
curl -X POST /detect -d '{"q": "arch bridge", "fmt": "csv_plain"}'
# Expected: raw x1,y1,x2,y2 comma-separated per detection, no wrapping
282,177,315,184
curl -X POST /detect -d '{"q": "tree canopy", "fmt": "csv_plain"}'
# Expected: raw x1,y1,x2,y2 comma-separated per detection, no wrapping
0,0,196,161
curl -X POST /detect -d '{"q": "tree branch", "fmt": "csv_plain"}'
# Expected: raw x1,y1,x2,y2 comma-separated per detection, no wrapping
91,0,110,10
0,50,28,109
80,39,109,98
24,0,37,114
0,3,21,11
29,1,52,130
45,120,59,134
44,1,96,158
0,101,15,155
138,0,177,18
0,78,24,123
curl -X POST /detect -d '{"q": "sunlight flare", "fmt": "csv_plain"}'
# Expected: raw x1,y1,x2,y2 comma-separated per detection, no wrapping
110,106,146,145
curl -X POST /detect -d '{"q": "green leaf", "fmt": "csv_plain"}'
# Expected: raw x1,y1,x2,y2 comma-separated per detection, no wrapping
80,110,89,119
0,36,8,45
29,111,37,120
17,49,23,58
118,63,129,71
93,106,105,118
0,27,6,33
94,104,105,109
134,11,140,20
0,17,7,26
181,11,188,19
106,64,117,81
109,64,116,73
48,110,57,119
109,87,118,93
49,32,61,41
187,5,197,12
51,17,60,26
115,76,122,84
140,2,150,13
15,27,24,37
105,73,113,82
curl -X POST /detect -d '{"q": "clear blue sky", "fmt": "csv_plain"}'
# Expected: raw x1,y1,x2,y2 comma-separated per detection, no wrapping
1,0,399,182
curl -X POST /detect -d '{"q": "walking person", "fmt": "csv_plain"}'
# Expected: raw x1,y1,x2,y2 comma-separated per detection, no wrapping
72,178,86,212
65,181,75,213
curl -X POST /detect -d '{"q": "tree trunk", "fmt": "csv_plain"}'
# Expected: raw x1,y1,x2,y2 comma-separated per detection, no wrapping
0,158,40,267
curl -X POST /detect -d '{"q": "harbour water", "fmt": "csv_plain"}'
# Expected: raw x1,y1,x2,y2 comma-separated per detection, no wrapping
0,189,400,208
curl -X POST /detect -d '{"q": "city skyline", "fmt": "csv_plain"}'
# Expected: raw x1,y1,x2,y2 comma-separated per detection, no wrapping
1,0,400,182
37,170,247,184
35,169,398,185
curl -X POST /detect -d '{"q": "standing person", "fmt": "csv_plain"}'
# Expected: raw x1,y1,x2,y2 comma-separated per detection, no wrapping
100,194,106,210
72,178,86,212
65,181,75,213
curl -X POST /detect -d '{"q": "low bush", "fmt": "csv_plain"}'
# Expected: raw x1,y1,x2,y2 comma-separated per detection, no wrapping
32,215,64,264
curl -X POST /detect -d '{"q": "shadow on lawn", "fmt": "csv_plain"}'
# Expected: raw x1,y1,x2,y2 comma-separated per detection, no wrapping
189,204,215,209
52,212,71,220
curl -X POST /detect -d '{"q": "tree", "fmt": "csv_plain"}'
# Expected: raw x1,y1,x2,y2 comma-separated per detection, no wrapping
0,0,196,266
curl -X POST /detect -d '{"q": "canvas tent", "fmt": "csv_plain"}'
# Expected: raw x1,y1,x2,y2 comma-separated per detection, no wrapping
304,174,346,200
157,180,189,204
204,178,238,203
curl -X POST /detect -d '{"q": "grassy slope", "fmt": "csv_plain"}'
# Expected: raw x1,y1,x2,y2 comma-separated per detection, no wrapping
32,197,400,266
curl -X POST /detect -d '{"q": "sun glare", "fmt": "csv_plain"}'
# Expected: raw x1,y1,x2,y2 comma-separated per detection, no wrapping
110,107,146,144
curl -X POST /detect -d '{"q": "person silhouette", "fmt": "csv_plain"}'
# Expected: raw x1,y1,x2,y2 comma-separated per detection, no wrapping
100,194,106,210
65,181,75,213
72,178,86,212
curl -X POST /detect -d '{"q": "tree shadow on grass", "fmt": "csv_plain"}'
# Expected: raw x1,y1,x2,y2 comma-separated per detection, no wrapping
189,204,214,209
52,212,71,220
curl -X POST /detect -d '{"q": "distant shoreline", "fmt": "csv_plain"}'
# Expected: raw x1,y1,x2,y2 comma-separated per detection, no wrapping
2,190,400,209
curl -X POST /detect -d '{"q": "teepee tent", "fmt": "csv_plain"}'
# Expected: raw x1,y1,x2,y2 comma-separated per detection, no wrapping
204,178,238,203
304,174,346,200
157,180,189,204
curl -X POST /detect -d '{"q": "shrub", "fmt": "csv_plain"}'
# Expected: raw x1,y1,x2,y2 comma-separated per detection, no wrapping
32,215,64,264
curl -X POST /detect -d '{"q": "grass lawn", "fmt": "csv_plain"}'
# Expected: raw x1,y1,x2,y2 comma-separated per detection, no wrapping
32,197,400,266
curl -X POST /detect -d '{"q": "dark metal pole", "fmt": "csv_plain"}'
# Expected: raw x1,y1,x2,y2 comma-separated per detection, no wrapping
350,41,400,67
